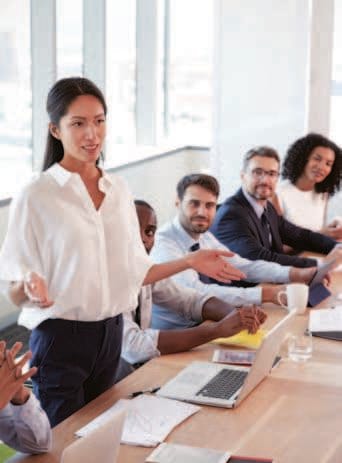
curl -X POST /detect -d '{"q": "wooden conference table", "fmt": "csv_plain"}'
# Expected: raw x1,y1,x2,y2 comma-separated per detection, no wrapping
9,271,342,463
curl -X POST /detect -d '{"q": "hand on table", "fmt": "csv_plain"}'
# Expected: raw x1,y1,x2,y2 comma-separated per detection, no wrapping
216,305,267,337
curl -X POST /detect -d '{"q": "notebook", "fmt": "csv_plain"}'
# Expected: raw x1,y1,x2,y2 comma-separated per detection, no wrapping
157,312,294,408
211,329,266,349
61,407,126,463
309,306,342,341
146,443,273,463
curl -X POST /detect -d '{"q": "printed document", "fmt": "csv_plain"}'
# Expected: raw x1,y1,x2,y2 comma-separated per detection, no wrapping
309,306,342,332
76,395,200,447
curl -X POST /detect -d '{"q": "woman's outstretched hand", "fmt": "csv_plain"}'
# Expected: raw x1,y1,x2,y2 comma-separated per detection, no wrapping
186,249,246,283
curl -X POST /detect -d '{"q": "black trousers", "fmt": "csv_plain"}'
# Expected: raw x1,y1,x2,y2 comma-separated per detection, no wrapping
29,315,123,427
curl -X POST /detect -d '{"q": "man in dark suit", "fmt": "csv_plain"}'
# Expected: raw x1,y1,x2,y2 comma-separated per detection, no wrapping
211,146,339,268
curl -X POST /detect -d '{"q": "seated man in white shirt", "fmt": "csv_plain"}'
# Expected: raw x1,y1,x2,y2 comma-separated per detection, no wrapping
119,200,266,371
151,174,318,330
0,340,51,454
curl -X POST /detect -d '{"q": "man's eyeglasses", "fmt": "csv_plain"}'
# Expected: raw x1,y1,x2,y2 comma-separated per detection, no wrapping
249,168,279,180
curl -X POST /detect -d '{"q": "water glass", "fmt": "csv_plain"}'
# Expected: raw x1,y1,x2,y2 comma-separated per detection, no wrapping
288,332,313,362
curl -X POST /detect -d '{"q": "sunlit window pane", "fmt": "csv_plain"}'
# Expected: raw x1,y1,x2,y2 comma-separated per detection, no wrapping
165,0,213,145
106,0,136,147
56,0,83,79
0,0,31,188
330,0,342,145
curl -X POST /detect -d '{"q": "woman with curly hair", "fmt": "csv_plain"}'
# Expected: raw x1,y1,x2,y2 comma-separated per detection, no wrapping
274,133,342,240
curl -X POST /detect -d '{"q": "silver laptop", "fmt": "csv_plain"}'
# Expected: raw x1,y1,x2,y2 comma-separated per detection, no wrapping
61,408,126,463
157,312,294,408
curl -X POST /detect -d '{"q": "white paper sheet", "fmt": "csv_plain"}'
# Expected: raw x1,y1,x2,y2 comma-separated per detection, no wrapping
146,442,231,463
309,306,342,332
76,395,200,447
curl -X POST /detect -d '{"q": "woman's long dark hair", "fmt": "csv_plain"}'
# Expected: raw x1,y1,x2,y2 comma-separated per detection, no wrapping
282,133,342,196
42,77,107,171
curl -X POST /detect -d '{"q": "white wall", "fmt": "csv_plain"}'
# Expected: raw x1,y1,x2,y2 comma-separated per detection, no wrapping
211,0,311,199
112,148,210,226
0,148,209,329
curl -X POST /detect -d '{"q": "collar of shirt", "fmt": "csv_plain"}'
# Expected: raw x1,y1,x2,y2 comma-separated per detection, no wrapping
242,187,265,219
172,216,201,251
0,166,152,329
46,163,113,194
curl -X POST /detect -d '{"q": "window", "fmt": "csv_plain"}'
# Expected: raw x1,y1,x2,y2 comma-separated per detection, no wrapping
56,0,83,79
330,0,342,145
164,0,213,145
106,0,136,146
0,0,31,193
0,0,216,198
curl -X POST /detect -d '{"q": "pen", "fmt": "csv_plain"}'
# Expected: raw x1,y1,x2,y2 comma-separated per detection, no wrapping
129,386,160,398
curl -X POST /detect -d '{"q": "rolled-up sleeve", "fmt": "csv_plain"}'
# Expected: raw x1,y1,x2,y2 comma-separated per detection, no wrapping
0,187,44,286
152,278,211,323
122,313,160,364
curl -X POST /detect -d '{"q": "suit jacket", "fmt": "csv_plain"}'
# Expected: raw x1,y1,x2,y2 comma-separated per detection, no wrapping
210,188,336,268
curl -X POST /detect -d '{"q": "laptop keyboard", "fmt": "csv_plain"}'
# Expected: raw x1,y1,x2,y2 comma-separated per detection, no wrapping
196,368,248,400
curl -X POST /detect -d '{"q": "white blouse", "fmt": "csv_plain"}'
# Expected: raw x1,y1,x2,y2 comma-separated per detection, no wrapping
0,164,152,329
277,180,327,231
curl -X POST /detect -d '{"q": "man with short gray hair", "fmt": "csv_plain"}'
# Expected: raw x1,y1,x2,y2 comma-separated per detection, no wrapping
151,173,317,330
211,146,338,267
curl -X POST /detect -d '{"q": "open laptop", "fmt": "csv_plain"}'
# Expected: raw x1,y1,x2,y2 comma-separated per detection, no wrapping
157,312,294,408
61,408,126,463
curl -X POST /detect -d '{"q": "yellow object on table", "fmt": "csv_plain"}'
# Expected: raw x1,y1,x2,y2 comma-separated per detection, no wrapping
211,329,267,350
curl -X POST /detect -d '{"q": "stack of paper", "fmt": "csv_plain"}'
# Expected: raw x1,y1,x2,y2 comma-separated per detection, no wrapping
76,395,200,447
211,329,266,349
309,306,342,332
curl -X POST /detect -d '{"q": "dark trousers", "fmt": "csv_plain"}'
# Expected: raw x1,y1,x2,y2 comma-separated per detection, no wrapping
29,315,123,427
115,357,135,383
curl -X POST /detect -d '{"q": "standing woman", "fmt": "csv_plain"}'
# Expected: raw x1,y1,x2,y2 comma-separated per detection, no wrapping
0,77,241,427
274,133,342,239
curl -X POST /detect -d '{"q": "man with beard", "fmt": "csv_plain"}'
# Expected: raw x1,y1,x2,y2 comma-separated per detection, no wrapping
117,200,265,375
151,173,320,330
211,146,339,267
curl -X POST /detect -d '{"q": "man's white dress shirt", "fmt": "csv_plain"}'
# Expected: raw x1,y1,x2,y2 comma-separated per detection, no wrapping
0,164,152,329
122,278,211,364
151,216,290,329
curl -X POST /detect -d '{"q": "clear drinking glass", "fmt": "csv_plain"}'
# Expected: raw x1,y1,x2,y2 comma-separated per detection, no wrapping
288,332,313,362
